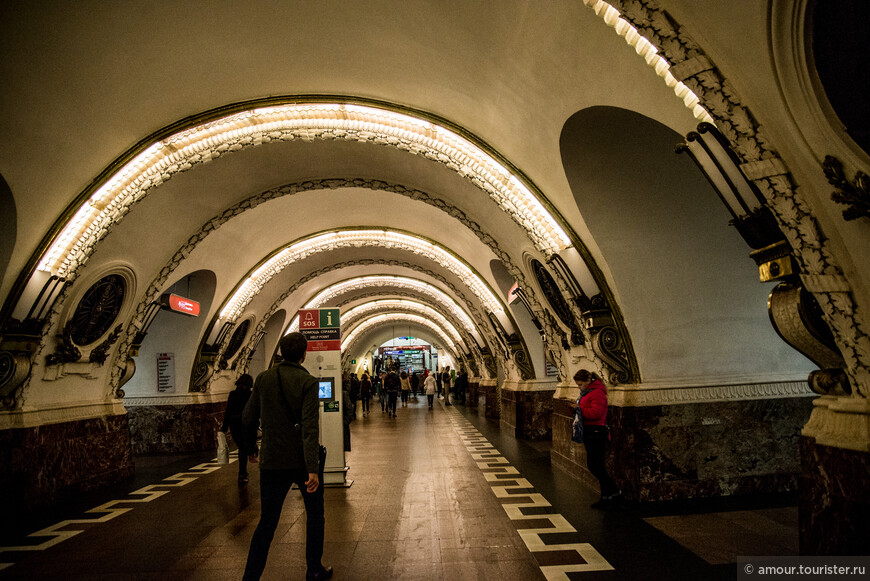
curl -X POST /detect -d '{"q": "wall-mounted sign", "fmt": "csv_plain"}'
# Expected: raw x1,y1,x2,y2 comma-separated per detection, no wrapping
160,293,200,316
157,352,175,392
298,308,341,351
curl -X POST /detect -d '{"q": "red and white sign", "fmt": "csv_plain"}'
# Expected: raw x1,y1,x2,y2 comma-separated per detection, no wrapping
161,293,200,316
299,309,319,329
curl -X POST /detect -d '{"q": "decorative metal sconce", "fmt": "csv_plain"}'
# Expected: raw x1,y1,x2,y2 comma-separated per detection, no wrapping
677,123,849,395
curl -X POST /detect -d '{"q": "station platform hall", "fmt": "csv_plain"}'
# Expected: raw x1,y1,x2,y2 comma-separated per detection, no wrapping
1,2,869,576
0,396,798,580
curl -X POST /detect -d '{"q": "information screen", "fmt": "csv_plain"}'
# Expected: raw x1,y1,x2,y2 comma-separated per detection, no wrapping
318,378,334,401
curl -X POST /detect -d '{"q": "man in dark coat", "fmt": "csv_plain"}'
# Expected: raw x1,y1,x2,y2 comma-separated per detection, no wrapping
241,332,332,581
220,373,257,484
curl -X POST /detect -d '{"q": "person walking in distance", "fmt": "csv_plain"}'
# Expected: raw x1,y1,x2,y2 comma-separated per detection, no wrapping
384,366,400,417
242,333,332,581
440,366,452,406
575,368,622,510
220,373,258,485
360,373,372,417
423,371,437,409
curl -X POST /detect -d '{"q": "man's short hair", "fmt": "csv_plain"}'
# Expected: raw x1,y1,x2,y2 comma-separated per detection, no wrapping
280,332,308,362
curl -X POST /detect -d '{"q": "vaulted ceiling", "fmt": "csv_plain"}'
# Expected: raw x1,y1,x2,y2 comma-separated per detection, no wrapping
3,0,867,407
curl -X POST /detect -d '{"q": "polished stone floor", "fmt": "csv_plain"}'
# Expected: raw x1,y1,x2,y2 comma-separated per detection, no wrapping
0,395,798,580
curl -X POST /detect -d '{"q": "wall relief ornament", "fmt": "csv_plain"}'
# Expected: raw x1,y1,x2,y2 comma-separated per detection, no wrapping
45,322,82,366
531,260,584,346
606,0,870,397
823,156,870,222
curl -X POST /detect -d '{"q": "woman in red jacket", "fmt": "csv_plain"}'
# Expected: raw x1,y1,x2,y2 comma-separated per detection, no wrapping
575,369,622,509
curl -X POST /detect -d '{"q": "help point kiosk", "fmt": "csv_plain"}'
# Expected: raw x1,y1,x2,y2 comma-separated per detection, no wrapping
298,308,350,487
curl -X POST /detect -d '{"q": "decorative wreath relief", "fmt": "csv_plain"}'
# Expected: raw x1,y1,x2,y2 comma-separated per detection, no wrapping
824,156,870,222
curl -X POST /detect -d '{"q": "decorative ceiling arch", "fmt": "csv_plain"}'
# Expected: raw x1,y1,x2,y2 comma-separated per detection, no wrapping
219,229,504,321
287,275,480,341
339,300,465,346
342,313,459,359
31,99,571,287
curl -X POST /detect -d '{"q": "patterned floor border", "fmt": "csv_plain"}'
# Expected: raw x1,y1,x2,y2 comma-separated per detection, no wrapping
447,409,614,580
0,453,234,572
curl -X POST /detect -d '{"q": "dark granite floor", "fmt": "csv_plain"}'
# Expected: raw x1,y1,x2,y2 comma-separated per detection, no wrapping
0,395,798,580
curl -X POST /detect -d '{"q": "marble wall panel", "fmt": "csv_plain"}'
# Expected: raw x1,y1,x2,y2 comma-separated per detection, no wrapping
0,414,134,518
484,384,500,419
127,402,227,455
467,381,479,407
500,388,554,440
799,437,870,555
551,396,812,501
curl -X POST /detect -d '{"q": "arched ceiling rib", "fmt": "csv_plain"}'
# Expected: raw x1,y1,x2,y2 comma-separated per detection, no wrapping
340,300,465,346
220,229,504,321
33,100,571,284
342,314,459,357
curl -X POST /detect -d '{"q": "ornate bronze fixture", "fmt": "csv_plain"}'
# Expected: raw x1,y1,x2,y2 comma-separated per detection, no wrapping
824,155,870,221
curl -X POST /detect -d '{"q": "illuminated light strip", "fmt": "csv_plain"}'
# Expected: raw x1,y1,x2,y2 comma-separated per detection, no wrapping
38,103,571,277
220,230,502,321
288,275,479,338
449,414,614,579
339,300,464,345
583,0,714,124
342,313,456,353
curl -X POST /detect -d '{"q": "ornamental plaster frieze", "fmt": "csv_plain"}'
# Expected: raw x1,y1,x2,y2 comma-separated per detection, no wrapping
502,378,560,392
123,393,227,407
602,380,813,407
601,0,870,396
802,395,870,452
0,400,127,431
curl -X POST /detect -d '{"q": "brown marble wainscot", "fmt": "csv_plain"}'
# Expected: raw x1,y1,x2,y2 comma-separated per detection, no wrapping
799,437,870,555
552,396,813,502
467,380,479,408
127,401,226,455
0,413,134,519
500,383,554,440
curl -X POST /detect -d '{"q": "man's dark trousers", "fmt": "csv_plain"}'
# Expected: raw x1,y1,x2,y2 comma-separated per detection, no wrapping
242,468,325,580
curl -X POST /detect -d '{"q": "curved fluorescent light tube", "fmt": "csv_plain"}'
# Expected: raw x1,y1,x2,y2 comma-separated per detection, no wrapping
583,0,714,124
339,299,464,345
219,230,502,321
38,103,572,277
288,275,479,337
342,313,456,352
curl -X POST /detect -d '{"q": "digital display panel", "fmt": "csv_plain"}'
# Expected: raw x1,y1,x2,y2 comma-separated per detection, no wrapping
318,378,334,401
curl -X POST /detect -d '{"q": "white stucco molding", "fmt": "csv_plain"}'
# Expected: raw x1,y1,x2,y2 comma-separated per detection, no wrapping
503,378,560,392
568,380,815,407
802,395,870,452
123,393,227,406
0,400,128,430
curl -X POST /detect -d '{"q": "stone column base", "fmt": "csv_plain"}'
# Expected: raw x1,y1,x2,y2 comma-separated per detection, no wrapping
500,380,556,440
480,379,499,419
799,396,870,555
467,381,480,407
